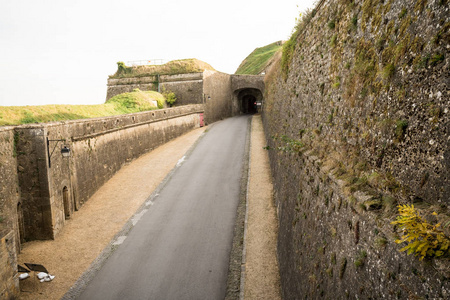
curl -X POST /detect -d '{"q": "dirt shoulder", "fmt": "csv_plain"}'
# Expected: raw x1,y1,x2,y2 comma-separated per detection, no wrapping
244,115,281,299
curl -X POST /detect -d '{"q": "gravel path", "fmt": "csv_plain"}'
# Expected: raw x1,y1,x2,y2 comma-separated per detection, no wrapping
244,115,281,299
17,116,281,300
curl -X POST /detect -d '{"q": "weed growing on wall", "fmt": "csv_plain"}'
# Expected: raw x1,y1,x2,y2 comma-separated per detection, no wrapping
116,61,132,76
276,135,304,153
391,204,449,260
110,59,215,79
165,92,177,107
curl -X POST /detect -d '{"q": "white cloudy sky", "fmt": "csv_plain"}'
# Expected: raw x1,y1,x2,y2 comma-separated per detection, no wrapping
0,0,316,106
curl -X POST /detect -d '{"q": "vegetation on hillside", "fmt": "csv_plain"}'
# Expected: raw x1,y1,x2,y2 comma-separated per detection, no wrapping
235,41,283,75
0,89,165,126
109,59,216,79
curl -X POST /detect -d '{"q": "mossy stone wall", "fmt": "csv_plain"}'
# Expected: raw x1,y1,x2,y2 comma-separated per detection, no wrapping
263,0,449,298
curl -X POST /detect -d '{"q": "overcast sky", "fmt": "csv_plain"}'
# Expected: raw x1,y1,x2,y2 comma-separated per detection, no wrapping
0,0,316,106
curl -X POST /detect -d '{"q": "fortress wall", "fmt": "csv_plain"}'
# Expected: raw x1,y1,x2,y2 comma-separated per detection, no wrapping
0,128,20,247
203,70,233,124
106,73,205,106
11,105,203,243
160,73,204,106
106,75,159,100
0,128,20,300
1,105,203,296
262,0,449,298
0,231,19,300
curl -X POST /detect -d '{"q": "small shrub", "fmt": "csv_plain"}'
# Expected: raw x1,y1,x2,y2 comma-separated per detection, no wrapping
354,250,367,267
398,8,407,19
395,120,408,141
328,20,336,30
330,34,338,47
382,63,395,79
332,76,341,89
164,92,177,107
116,61,132,76
391,204,450,260
350,15,358,31
339,257,347,278
416,54,430,69
277,135,304,153
331,253,336,264
430,53,444,66
375,237,388,248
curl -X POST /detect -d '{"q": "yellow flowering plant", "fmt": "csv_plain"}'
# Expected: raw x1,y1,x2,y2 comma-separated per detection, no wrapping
391,204,449,260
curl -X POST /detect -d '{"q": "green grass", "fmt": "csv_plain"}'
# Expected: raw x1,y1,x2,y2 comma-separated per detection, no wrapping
109,58,216,79
235,41,283,75
0,90,165,126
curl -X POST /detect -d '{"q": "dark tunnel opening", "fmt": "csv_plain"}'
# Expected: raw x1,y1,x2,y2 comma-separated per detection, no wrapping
236,88,262,114
241,95,257,114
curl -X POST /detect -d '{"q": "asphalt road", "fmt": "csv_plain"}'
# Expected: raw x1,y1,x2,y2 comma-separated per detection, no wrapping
77,115,251,300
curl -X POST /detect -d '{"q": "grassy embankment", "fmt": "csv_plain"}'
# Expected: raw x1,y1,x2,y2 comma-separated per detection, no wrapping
234,41,283,75
0,90,164,126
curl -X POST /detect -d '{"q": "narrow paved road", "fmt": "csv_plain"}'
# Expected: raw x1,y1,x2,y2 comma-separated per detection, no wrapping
77,115,251,300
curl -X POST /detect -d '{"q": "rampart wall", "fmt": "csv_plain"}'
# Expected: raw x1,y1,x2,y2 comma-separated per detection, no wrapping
0,128,20,300
203,70,233,124
106,73,205,106
262,0,449,298
0,105,203,297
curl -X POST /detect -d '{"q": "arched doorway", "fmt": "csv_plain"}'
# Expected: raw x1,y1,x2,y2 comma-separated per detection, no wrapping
63,186,70,219
236,88,263,114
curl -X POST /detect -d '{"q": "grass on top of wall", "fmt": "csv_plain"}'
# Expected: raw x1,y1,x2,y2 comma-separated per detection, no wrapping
109,58,216,79
0,90,165,126
235,41,283,75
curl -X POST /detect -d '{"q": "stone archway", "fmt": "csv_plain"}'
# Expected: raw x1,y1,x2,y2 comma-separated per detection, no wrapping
235,88,263,114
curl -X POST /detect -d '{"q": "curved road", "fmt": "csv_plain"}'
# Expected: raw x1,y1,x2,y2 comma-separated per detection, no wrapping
77,115,251,300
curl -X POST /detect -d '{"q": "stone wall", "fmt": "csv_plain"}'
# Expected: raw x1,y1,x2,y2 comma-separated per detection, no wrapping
262,0,449,298
106,73,205,106
203,70,233,124
0,128,20,247
1,105,203,296
106,75,159,100
160,73,205,106
0,128,20,300
13,105,203,241
0,230,19,300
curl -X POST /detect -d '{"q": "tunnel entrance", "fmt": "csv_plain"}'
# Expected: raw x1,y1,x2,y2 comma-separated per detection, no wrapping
242,95,257,114
236,88,263,114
